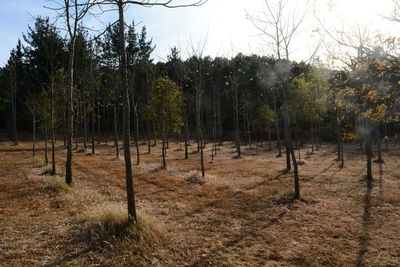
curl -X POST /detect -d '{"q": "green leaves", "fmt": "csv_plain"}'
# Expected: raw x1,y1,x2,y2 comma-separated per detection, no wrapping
147,77,183,135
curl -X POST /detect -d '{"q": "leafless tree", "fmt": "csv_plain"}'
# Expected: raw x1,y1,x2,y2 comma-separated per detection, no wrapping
247,0,308,199
46,0,96,185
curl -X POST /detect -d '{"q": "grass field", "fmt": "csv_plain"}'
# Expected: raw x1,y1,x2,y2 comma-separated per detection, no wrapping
1,135,400,266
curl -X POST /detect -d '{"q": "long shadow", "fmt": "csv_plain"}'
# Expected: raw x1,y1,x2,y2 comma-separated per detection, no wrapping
42,247,95,267
356,187,372,267
185,173,284,217
378,163,383,198
318,162,335,174
0,145,66,153
188,201,290,266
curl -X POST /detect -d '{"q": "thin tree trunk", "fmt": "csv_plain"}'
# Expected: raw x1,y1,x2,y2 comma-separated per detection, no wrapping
32,112,36,157
284,101,291,171
10,64,18,145
96,91,101,144
118,1,137,221
134,105,140,165
376,122,384,163
311,122,315,153
113,104,119,158
200,138,205,177
75,108,79,150
162,126,166,169
336,113,341,162
184,116,189,159
290,149,300,200
83,104,87,150
273,88,281,157
317,121,321,150
234,82,241,157
340,141,344,168
384,122,388,151
65,38,75,185
147,121,151,154
63,108,67,147
51,82,56,175
296,126,301,162
268,121,272,150
45,122,49,165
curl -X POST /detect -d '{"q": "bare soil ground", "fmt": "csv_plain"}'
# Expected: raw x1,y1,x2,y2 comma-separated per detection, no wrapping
1,133,400,266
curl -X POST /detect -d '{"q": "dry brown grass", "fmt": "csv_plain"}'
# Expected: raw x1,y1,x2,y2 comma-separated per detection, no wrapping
44,176,71,194
2,138,400,266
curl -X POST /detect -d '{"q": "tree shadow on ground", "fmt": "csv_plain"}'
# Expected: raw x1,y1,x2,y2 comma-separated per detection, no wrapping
356,186,372,266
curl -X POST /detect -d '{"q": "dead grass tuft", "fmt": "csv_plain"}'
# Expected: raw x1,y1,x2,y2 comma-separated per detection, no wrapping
185,174,205,185
75,148,86,153
298,160,307,165
81,203,161,246
77,203,162,265
45,176,71,194
40,168,55,176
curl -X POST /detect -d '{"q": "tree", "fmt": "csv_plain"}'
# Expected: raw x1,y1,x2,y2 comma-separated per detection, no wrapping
6,41,23,145
106,0,207,221
47,0,95,185
23,17,67,174
148,77,183,169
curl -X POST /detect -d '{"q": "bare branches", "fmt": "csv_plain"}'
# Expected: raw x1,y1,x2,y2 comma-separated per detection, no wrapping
62,0,208,9
383,0,400,22
246,0,309,60
45,0,97,38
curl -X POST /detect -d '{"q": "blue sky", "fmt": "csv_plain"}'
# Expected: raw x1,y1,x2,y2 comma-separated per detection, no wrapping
0,0,262,66
0,0,398,67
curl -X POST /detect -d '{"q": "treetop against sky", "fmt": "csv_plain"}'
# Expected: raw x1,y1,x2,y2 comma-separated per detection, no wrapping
0,0,399,66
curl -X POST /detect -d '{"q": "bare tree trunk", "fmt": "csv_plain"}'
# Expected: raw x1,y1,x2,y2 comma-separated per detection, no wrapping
196,89,205,176
10,64,18,145
184,114,189,159
83,103,87,150
32,112,36,157
268,121,272,150
273,88,281,157
234,82,241,158
134,104,140,165
75,107,79,150
200,139,205,176
340,141,344,168
217,99,223,146
118,1,137,221
317,121,321,150
290,149,300,200
96,91,101,144
63,108,67,147
91,94,96,155
247,117,252,149
65,39,75,185
384,122,388,151
296,126,301,162
146,121,151,154
284,101,291,171
376,122,384,163
162,124,167,169
336,113,341,162
45,122,49,165
113,104,119,158
51,82,56,175
311,122,315,153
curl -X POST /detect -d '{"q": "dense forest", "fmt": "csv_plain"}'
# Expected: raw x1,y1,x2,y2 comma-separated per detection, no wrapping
1,1,400,265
